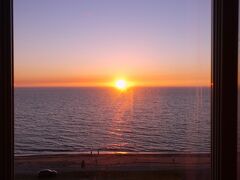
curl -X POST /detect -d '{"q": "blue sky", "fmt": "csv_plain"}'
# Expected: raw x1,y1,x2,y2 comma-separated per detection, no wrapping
14,0,211,87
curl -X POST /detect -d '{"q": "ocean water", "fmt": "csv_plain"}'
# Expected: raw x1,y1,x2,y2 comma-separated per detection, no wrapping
15,87,210,155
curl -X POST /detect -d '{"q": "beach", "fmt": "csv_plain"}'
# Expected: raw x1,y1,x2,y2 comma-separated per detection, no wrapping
15,153,211,180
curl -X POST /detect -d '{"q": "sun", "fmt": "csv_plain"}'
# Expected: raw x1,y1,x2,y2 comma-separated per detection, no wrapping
115,79,128,90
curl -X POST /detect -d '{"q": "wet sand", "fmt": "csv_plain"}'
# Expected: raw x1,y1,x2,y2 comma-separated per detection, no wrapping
15,153,211,180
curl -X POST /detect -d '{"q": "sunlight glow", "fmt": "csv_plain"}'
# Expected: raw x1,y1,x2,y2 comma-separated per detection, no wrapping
115,79,128,90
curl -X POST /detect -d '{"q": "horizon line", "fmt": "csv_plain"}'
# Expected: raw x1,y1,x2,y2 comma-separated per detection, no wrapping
14,85,211,88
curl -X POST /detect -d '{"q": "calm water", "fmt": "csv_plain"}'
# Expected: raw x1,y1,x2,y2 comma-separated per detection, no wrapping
15,87,210,155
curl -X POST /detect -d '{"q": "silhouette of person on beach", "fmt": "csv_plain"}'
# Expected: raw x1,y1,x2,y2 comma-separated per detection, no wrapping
81,160,86,169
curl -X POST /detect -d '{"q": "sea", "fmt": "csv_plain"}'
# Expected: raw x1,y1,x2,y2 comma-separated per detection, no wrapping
15,87,210,156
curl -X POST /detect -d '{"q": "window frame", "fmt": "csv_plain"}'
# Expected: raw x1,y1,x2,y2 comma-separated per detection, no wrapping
212,0,238,179
0,0,14,180
0,0,239,179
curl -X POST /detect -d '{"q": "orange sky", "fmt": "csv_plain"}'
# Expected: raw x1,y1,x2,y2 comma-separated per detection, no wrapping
15,69,210,87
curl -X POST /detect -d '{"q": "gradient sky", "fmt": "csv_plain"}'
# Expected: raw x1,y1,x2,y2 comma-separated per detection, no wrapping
14,0,211,87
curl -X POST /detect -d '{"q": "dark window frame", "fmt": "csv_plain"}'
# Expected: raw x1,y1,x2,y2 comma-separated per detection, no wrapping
0,0,238,179
212,0,238,179
0,0,14,180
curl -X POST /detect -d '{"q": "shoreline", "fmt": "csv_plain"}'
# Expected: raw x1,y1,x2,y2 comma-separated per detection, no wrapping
15,151,210,157
15,153,211,180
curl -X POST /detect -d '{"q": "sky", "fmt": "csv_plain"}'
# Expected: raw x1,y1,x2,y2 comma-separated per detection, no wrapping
14,0,211,87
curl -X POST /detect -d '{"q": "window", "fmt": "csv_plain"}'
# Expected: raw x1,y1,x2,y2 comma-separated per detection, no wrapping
0,0,238,180
14,1,212,179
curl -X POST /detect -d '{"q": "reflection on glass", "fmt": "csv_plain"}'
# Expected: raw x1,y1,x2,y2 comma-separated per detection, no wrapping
14,0,211,179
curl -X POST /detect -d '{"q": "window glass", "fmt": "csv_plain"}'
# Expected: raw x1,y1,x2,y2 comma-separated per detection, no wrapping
14,1,211,179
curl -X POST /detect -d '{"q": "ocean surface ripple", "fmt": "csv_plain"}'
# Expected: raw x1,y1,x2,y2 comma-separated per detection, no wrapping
15,87,210,155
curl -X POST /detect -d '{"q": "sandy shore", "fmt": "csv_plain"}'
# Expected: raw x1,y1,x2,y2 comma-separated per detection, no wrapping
15,153,211,180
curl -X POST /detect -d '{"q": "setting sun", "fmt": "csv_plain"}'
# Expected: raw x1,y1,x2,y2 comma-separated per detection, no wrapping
115,79,128,90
